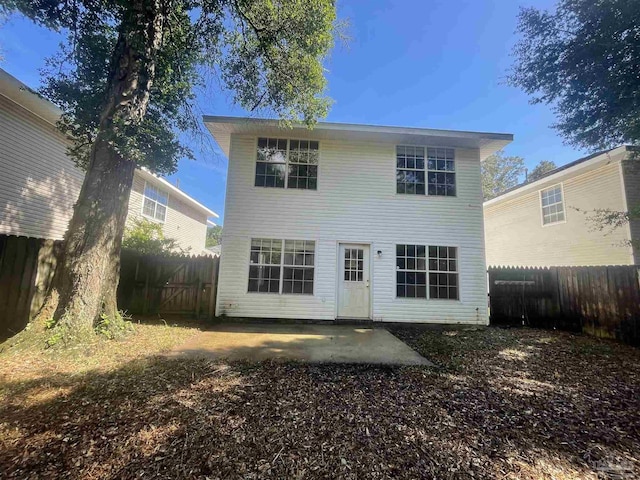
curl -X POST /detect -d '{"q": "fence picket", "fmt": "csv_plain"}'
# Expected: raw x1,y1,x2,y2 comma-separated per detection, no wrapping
489,265,640,347
0,235,220,340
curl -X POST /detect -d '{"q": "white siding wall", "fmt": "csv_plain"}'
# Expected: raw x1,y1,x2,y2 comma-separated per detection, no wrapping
484,156,634,267
622,158,640,264
217,134,489,324
0,93,209,250
0,95,83,240
127,174,208,253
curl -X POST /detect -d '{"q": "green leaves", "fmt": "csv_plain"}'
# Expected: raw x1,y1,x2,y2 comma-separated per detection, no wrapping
509,0,640,150
122,218,183,255
3,0,338,174
481,151,525,201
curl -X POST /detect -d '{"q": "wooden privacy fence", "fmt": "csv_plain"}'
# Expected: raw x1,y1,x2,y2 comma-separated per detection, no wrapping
117,250,219,318
0,234,219,340
0,235,62,341
488,266,640,346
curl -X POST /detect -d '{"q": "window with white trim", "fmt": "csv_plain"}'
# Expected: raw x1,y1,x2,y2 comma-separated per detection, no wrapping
255,138,318,189
396,244,427,298
248,238,315,294
396,244,458,299
142,182,168,222
540,184,565,225
428,246,458,300
396,146,455,196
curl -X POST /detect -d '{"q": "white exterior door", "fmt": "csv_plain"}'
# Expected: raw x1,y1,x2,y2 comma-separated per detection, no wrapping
337,244,371,319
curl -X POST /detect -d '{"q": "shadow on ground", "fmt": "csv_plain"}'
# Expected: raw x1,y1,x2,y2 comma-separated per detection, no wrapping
0,327,639,479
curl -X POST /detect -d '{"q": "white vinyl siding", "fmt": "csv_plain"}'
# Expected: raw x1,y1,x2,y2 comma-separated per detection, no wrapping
127,175,208,253
217,134,489,324
484,156,634,267
0,94,84,240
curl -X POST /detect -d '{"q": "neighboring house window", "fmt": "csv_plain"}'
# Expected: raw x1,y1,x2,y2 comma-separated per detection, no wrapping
248,238,315,294
396,146,455,196
396,244,427,298
428,246,458,299
142,182,168,222
255,138,318,189
540,184,565,225
396,244,459,299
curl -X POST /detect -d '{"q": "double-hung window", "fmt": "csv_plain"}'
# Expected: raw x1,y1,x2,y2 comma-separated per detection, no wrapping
396,244,458,300
540,184,565,225
396,146,456,196
255,138,318,189
248,238,315,294
142,182,168,222
428,246,458,299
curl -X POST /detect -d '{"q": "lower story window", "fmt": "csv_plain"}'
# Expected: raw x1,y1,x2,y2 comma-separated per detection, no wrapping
248,238,315,295
428,246,458,299
396,244,458,300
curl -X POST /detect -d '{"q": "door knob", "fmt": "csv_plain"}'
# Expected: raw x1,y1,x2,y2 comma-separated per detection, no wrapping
366,280,370,287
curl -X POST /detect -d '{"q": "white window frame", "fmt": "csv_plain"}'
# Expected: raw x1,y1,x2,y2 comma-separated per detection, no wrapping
247,238,316,295
141,181,169,223
254,138,320,190
395,145,457,197
539,183,566,226
395,243,460,300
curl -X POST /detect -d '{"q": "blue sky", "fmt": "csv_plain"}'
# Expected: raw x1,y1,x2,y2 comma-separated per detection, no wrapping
0,0,585,224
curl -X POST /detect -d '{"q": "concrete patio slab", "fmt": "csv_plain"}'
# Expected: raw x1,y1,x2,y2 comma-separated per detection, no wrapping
168,323,433,366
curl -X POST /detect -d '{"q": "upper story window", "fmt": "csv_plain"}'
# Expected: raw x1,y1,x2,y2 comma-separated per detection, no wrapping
396,146,456,196
255,138,318,190
142,182,168,222
540,184,565,225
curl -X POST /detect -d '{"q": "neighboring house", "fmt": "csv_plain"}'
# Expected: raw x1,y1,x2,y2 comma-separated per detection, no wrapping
484,146,639,267
205,116,512,323
0,69,218,252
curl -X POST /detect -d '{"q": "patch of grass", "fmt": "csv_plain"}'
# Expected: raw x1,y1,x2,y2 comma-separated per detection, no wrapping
0,317,203,392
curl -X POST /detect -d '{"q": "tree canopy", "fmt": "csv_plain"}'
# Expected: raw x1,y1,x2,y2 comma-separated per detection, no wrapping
481,151,525,201
528,160,557,182
508,0,640,150
2,0,338,174
206,225,222,248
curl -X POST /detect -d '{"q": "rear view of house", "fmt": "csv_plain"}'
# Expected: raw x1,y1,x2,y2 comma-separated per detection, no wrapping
206,117,512,324
484,146,639,267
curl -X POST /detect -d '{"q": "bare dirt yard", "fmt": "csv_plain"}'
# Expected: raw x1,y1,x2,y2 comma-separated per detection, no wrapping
1,321,639,479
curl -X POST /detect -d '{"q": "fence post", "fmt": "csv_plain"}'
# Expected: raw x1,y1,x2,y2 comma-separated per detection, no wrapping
208,257,218,320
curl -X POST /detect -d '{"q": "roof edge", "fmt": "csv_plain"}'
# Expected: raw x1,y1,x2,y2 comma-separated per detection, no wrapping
483,145,635,207
137,169,220,218
202,115,514,141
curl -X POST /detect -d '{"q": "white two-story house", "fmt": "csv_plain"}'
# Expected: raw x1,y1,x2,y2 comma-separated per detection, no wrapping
206,117,512,324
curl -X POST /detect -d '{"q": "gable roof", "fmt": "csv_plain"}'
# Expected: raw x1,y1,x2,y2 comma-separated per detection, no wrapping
0,68,218,219
484,145,636,207
203,115,513,160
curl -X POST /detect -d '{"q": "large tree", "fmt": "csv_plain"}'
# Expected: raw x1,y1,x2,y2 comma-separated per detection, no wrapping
481,150,525,201
509,0,640,150
1,0,337,344
508,0,639,251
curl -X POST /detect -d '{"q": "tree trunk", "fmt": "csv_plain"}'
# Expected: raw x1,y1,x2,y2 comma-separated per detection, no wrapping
36,0,167,342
